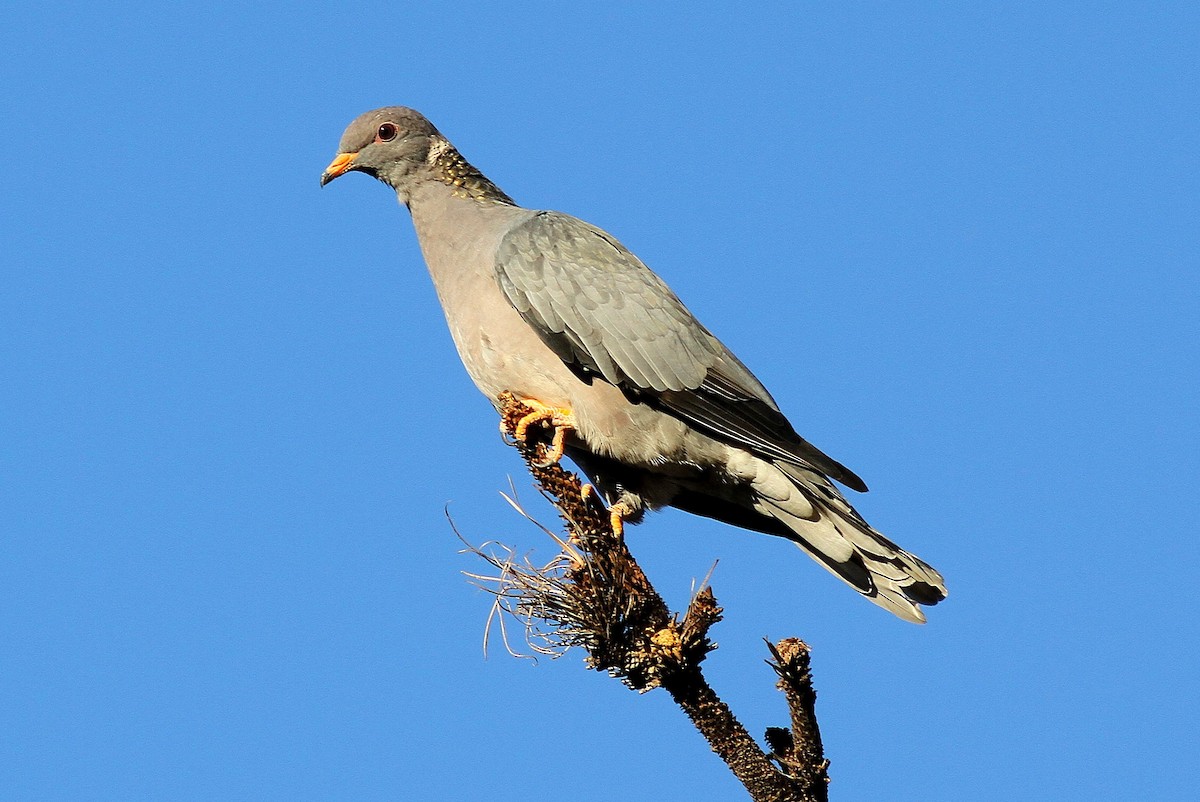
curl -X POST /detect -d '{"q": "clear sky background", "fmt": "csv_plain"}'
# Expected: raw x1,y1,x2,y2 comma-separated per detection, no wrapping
3,4,1198,800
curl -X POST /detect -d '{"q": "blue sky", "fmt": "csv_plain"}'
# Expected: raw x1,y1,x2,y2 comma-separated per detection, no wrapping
3,3,1198,800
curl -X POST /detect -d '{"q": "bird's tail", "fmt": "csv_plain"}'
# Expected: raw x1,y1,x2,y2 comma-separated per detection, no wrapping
759,462,947,623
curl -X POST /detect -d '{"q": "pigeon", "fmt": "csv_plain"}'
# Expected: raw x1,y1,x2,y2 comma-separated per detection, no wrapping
322,107,946,622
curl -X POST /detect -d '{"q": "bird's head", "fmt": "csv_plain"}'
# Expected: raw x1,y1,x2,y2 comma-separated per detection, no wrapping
320,106,441,192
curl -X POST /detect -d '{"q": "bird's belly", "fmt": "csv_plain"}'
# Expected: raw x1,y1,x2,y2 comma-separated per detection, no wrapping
449,286,575,404
452,295,708,470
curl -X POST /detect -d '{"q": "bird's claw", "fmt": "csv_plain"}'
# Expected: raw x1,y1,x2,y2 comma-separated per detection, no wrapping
609,499,636,538
580,484,627,537
532,424,570,468
508,399,575,467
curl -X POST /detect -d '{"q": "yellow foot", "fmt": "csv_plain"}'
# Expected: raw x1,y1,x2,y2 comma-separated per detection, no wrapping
609,499,636,538
579,484,628,537
512,399,575,467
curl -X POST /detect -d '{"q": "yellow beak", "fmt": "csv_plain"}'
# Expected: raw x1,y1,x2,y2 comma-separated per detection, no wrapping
320,152,359,186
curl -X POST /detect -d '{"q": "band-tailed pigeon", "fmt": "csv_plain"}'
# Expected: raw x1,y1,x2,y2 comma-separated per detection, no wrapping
322,107,947,622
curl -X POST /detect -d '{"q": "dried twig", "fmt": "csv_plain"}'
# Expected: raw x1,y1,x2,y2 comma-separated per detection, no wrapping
460,392,830,801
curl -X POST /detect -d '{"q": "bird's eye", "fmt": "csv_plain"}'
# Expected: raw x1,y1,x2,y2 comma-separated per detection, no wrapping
376,123,398,142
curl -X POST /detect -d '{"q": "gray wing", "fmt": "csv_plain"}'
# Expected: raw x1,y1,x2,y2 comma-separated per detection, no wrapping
494,211,867,491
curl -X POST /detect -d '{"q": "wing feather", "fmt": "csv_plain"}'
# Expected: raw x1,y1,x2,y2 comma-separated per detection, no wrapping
494,211,866,491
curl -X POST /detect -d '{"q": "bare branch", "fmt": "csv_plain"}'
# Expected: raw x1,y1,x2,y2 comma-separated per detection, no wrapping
766,639,830,801
457,392,831,801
